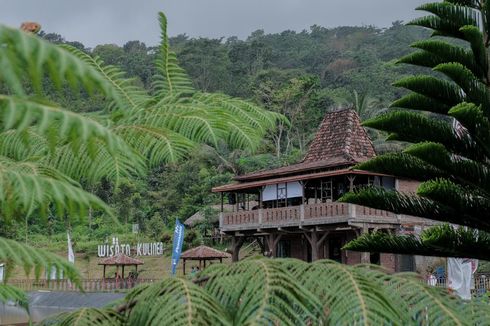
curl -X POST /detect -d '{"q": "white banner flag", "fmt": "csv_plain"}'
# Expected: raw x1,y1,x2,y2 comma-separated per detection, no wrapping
67,232,75,264
448,258,472,300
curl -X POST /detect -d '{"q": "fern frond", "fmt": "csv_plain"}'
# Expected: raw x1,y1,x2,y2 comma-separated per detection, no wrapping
39,308,124,326
152,12,194,98
0,25,127,103
376,272,468,325
0,236,80,283
0,156,111,218
125,278,231,326
113,124,196,166
0,284,28,309
287,260,408,325
203,259,322,325
0,95,125,154
61,45,150,112
47,142,145,186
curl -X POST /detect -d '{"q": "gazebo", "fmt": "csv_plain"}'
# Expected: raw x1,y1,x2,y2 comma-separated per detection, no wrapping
181,245,230,275
98,254,143,280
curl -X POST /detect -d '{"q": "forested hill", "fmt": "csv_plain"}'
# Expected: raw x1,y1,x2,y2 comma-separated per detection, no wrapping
170,21,428,101
7,22,428,244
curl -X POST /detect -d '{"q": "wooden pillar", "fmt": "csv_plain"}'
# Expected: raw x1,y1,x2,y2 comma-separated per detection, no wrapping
231,236,245,262
285,182,288,207
348,175,356,192
360,225,370,263
221,193,224,212
266,233,283,258
259,188,262,208
304,230,330,262
122,265,125,279
183,259,186,275
103,265,106,280
204,260,207,269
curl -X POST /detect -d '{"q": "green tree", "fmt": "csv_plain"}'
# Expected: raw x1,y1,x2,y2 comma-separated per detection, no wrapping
0,12,281,304
341,0,490,260
41,258,489,325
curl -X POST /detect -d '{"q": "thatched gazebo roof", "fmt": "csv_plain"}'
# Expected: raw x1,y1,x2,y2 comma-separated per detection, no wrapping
98,254,143,266
181,245,231,260
181,245,230,275
98,254,143,280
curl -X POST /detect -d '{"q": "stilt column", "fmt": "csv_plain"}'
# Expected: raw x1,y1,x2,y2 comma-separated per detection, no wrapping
231,236,245,262
304,229,329,261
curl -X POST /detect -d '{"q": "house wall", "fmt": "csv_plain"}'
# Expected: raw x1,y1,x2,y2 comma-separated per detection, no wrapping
380,253,396,272
397,179,420,194
289,237,305,260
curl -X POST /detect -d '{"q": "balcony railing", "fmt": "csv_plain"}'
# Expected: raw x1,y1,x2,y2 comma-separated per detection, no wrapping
220,202,398,231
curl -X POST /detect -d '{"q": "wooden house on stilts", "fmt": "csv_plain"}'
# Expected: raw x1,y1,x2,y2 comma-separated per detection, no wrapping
212,109,434,272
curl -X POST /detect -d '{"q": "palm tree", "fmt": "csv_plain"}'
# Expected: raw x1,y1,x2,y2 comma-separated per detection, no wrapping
41,258,490,325
341,0,490,260
0,13,282,304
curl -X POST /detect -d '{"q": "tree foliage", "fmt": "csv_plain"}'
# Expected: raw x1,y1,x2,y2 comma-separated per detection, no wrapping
41,259,490,325
341,0,490,260
0,12,281,305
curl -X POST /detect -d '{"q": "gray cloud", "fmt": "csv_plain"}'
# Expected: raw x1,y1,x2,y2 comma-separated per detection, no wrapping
1,0,427,47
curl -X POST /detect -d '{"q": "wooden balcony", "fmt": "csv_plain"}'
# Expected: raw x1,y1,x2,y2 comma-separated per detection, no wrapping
220,202,400,232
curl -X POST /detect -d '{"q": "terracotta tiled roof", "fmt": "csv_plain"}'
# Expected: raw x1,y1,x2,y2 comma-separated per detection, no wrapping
303,109,375,163
98,254,144,266
235,109,375,182
181,245,231,259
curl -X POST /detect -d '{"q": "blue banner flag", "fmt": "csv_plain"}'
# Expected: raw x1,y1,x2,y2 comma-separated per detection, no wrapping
171,219,185,275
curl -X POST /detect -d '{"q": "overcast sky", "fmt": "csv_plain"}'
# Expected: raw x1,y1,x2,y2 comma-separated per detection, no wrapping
1,0,427,48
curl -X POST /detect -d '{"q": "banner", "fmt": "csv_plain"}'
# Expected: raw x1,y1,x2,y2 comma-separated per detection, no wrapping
171,219,185,275
448,258,472,300
67,232,75,264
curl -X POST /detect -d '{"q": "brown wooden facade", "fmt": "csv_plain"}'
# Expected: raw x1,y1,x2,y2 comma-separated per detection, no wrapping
212,109,434,272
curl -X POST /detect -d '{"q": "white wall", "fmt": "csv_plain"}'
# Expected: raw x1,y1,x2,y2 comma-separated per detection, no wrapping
262,182,303,201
